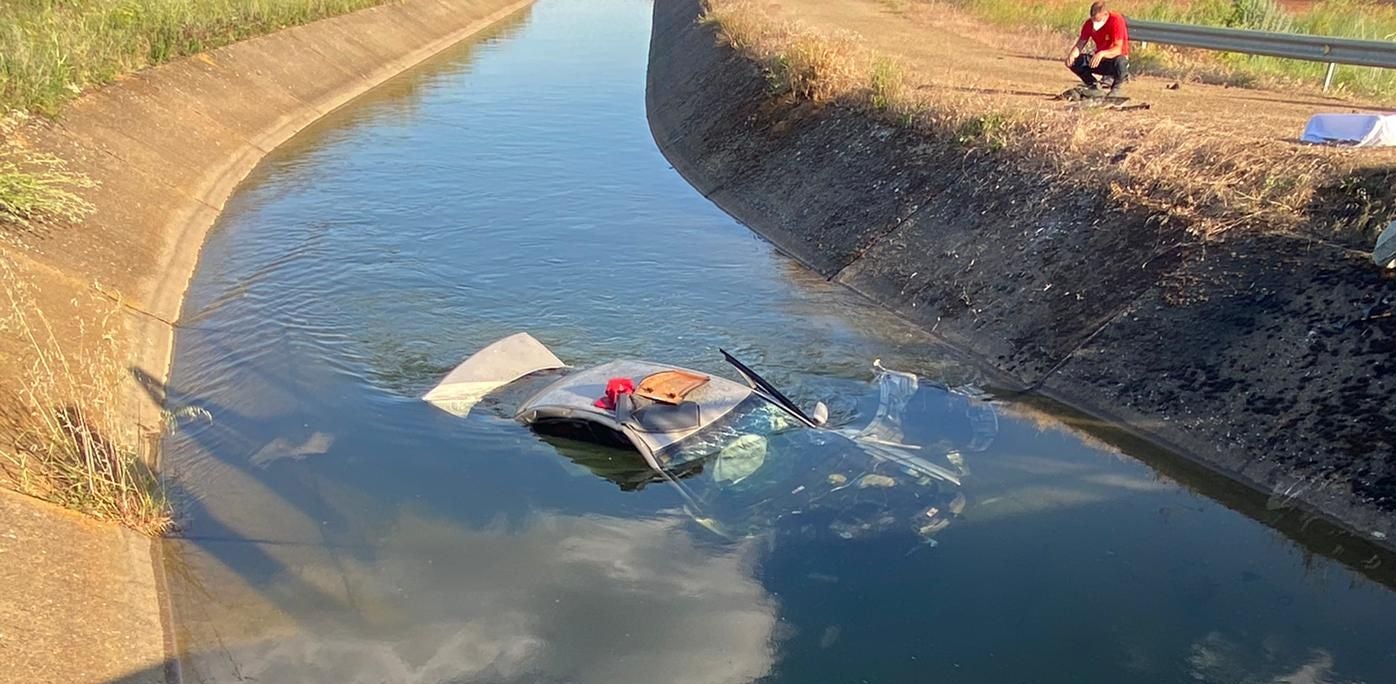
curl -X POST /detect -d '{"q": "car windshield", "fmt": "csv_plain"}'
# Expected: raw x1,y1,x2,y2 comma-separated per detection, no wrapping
655,393,963,542
660,395,801,469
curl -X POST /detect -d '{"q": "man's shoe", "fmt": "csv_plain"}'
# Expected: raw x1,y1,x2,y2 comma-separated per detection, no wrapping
1108,82,1127,98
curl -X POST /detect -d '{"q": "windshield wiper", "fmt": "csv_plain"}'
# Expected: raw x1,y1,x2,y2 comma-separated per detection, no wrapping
719,349,819,428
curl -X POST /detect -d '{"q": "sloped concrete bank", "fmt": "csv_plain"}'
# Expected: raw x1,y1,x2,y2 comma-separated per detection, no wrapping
0,0,531,681
646,0,1396,551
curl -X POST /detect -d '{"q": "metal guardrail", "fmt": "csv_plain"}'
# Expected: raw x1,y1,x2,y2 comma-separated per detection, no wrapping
1128,19,1396,91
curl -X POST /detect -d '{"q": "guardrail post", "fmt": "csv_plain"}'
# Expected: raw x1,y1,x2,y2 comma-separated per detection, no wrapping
1323,62,1337,91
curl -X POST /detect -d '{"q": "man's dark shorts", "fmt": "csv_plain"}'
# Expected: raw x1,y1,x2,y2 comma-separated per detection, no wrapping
1070,54,1129,88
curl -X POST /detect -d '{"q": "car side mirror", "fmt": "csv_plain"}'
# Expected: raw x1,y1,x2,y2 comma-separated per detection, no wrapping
810,401,829,427
615,392,635,423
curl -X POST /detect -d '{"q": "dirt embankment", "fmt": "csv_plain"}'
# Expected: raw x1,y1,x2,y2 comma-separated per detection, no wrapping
0,0,532,681
646,0,1396,547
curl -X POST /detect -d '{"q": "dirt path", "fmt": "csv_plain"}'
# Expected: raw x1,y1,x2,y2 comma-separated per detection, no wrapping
768,0,1394,157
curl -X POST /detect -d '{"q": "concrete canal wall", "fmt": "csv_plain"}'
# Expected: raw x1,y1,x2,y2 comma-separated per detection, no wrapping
0,0,532,681
646,0,1396,549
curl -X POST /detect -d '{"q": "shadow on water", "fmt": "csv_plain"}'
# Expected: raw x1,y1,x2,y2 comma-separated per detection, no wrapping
997,391,1396,590
137,365,358,616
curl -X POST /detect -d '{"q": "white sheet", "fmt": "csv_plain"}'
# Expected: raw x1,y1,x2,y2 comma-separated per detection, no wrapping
1376,221,1396,268
1301,113,1396,147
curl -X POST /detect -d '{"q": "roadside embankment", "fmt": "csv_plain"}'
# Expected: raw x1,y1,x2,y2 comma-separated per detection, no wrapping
647,0,1396,547
0,0,532,680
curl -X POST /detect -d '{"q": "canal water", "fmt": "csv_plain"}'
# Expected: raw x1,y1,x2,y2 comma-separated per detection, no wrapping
159,0,1396,681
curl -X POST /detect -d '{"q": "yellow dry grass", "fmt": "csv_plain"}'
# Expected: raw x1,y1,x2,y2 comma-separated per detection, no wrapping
704,1,909,110
0,257,173,535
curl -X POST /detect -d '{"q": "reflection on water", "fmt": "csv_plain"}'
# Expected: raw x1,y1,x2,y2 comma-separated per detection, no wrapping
159,0,1396,681
171,511,776,684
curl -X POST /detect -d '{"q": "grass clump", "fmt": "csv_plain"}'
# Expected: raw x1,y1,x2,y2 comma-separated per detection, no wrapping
774,33,864,103
0,258,173,535
701,0,774,52
0,114,97,233
703,2,865,102
956,112,1014,151
868,57,907,111
0,0,393,115
0,150,97,228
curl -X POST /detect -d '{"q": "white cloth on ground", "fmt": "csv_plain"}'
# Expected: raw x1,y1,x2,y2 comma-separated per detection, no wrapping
1301,113,1396,147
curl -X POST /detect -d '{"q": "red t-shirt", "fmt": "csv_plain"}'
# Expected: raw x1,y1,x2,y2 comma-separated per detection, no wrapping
1080,12,1130,56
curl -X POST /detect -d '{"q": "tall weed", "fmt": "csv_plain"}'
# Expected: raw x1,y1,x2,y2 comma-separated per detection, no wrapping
0,258,173,535
0,148,96,228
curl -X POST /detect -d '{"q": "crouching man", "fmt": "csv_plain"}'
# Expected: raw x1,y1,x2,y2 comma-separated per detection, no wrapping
1066,2,1130,95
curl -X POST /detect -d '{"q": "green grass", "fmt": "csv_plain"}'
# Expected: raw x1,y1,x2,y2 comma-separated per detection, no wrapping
869,57,906,111
948,0,1396,98
955,111,1014,151
0,0,394,116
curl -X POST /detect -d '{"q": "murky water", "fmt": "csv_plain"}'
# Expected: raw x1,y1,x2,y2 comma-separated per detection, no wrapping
159,1,1396,682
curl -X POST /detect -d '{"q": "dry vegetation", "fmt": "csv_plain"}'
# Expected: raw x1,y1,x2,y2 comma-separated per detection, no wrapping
701,0,1382,241
0,148,95,228
0,113,97,230
0,257,173,535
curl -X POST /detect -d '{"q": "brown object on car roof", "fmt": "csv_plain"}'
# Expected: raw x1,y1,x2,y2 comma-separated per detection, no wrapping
636,370,710,404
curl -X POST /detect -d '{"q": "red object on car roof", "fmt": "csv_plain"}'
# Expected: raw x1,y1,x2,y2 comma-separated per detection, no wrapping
593,377,636,410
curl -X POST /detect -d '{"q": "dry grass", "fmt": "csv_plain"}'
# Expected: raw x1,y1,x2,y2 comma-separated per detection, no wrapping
701,0,1368,240
0,257,173,535
0,113,98,229
0,151,97,229
702,0,773,51
703,2,922,112
777,33,865,103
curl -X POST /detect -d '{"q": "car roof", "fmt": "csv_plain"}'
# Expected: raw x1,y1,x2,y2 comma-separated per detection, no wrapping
516,359,755,457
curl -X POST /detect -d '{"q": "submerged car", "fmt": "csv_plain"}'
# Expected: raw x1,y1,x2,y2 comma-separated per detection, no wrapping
424,333,997,541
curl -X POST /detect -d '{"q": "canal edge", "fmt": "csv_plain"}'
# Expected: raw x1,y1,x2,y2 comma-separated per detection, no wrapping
0,0,535,681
